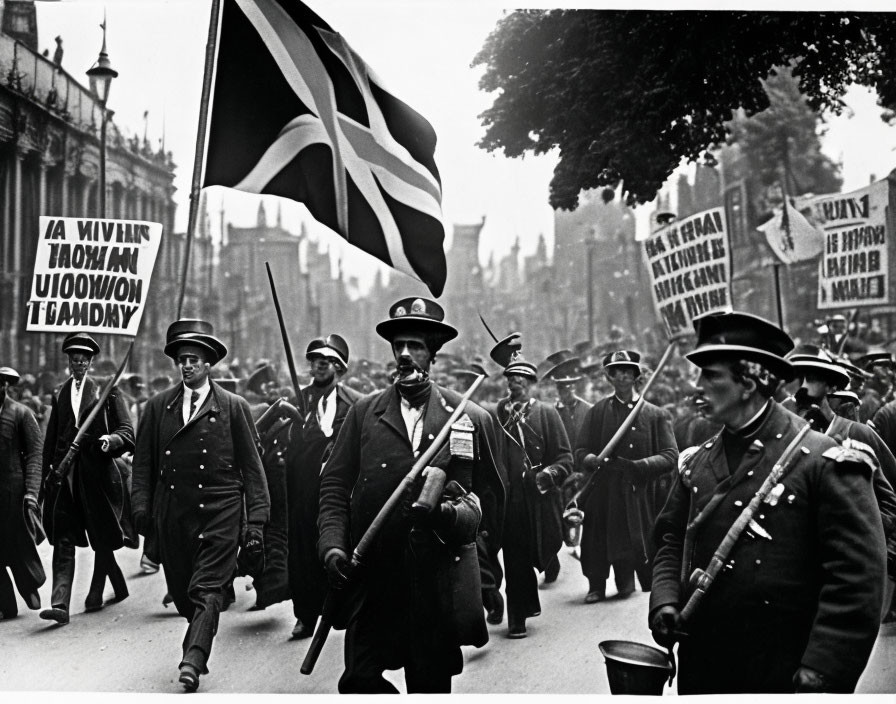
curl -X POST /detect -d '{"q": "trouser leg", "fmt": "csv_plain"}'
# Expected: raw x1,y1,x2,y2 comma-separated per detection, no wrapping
86,550,108,603
50,542,76,610
0,568,17,617
338,616,400,694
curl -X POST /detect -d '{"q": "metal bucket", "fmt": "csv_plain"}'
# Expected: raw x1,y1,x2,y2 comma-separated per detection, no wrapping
599,640,674,695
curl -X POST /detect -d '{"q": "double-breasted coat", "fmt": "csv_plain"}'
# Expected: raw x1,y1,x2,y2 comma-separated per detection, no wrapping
650,401,885,693
574,396,678,580
318,384,505,681
0,397,45,604
41,377,135,550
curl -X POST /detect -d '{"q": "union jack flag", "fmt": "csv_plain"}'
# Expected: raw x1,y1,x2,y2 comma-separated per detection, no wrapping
203,0,447,296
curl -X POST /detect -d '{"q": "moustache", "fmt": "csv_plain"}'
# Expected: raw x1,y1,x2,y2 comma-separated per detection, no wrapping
794,387,825,409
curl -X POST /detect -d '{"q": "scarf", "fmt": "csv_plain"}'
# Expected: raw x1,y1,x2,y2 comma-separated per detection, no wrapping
396,368,432,409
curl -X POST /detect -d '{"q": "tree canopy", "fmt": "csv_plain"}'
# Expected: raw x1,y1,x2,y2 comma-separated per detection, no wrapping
473,11,896,210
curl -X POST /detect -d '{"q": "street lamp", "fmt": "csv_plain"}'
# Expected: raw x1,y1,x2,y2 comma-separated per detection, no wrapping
86,16,117,218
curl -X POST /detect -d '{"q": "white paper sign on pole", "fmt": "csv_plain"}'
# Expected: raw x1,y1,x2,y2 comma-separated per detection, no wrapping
27,217,163,335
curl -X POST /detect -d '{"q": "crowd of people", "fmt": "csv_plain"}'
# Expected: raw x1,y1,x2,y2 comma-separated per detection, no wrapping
1,302,895,694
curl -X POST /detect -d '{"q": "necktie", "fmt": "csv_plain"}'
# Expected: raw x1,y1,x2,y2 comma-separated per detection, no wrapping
189,391,199,420
75,379,82,393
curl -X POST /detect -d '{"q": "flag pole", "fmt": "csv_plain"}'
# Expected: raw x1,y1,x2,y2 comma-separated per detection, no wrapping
775,132,792,330
176,0,222,318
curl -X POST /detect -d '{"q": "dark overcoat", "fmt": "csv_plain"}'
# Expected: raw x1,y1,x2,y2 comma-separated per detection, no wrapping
0,397,46,596
318,384,506,674
574,396,678,571
285,383,363,617
130,382,270,574
41,377,135,550
650,401,885,693
494,398,573,571
872,398,896,459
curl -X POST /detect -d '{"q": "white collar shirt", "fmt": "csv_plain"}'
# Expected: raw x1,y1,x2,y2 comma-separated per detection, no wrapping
399,395,424,453
317,386,338,438
182,381,211,425
70,377,85,425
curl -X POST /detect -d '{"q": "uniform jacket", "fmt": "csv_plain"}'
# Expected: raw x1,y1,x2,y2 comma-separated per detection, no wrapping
0,397,45,591
494,397,573,570
130,381,270,531
41,377,135,550
872,398,896,459
556,395,592,464
574,396,678,565
650,401,885,691
318,383,506,663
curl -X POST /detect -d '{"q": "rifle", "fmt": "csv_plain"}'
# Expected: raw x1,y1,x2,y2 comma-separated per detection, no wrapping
265,262,307,419
678,422,812,624
44,339,135,494
565,340,678,515
300,373,485,675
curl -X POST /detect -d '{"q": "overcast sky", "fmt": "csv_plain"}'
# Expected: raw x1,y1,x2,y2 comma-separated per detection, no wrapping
33,0,896,287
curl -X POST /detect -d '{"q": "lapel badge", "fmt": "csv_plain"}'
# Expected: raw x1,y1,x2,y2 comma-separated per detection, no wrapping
450,413,475,460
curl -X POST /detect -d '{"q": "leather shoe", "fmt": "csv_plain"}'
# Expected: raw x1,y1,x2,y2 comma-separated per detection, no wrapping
291,618,314,640
543,558,560,584
179,664,200,693
616,583,635,599
507,618,527,639
484,590,504,625
162,592,174,608
39,607,70,625
584,590,606,604
140,554,160,574
85,592,104,613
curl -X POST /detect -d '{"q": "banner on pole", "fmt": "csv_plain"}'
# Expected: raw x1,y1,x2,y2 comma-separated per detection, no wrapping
642,207,733,338
27,217,162,335
813,180,889,310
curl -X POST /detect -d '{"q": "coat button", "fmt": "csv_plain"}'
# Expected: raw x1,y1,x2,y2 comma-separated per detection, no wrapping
755,559,761,565
692,487,698,493
381,463,387,468
165,450,171,456
734,500,742,507
199,503,204,509
776,433,783,439
202,449,207,454
631,426,636,431
200,465,205,469
210,417,216,423
629,443,634,448
170,485,174,490
198,484,203,489
198,533,204,539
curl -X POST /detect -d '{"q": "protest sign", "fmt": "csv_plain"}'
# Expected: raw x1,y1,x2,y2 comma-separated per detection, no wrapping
811,180,889,309
643,207,732,338
27,217,162,335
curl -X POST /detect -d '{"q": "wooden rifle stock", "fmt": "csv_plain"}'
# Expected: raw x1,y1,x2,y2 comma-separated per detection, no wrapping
44,339,135,493
678,422,812,624
567,341,678,510
300,374,485,675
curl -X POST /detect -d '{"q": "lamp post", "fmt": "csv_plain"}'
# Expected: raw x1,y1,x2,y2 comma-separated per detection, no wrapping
86,16,117,218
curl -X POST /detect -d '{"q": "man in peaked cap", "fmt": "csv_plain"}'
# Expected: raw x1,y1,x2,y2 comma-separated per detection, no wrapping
489,333,572,638
40,332,135,627
650,312,885,693
318,297,505,693
0,366,45,620
131,319,270,692
276,333,363,639
541,351,592,554
573,349,677,605
859,349,895,420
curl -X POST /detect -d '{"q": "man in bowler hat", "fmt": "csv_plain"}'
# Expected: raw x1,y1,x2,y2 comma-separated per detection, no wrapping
318,297,505,692
0,366,45,619
40,332,135,625
131,319,270,692
650,312,885,693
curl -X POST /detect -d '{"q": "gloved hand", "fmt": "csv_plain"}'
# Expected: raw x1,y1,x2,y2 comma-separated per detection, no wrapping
793,666,826,693
650,605,681,648
23,493,42,541
535,469,555,494
98,434,124,455
582,453,601,473
237,524,266,578
325,549,351,590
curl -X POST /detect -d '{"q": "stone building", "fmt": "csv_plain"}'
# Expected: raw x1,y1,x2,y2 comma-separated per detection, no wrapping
0,0,176,372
